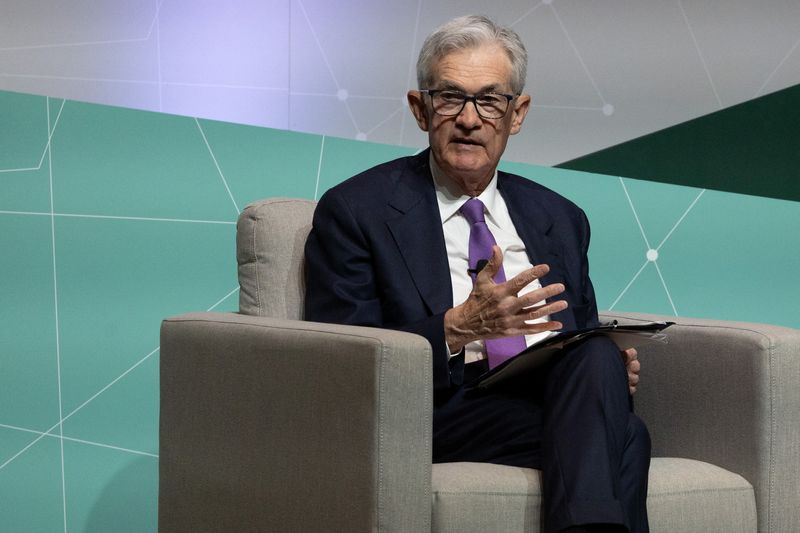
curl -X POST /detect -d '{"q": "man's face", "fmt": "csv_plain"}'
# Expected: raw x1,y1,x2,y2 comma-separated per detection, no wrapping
408,43,530,194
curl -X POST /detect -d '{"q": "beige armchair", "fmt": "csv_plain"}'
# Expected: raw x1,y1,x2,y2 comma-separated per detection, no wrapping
159,198,799,532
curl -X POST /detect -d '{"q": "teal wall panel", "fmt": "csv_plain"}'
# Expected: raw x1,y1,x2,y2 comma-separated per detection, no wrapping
0,216,60,431
0,162,52,213
0,91,49,169
53,216,236,416
0,92,54,213
1,89,798,531
64,443,158,533
52,103,240,221
502,162,800,325
194,121,323,203
315,136,418,195
0,435,65,533
653,190,799,323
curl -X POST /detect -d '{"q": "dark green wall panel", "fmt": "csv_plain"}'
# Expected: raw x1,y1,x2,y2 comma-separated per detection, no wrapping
558,84,800,202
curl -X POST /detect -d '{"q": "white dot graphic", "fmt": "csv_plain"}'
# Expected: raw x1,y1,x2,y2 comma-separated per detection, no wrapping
602,104,615,116
646,249,659,262
337,89,349,101
356,132,367,141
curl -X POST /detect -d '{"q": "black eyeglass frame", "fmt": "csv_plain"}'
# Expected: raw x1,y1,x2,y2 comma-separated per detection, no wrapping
419,89,518,119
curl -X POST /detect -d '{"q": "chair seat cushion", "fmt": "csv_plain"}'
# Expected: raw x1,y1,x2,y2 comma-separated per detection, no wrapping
431,457,756,533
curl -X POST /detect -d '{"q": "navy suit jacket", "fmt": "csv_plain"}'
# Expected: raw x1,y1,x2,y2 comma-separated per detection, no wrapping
304,150,600,397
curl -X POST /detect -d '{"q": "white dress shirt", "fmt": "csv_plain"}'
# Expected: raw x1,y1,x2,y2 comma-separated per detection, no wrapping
430,155,554,363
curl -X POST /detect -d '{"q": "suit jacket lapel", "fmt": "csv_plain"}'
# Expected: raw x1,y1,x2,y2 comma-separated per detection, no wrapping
498,174,563,284
385,151,453,315
498,174,577,330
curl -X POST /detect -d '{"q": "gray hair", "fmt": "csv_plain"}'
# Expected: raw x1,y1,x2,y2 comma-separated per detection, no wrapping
416,15,528,94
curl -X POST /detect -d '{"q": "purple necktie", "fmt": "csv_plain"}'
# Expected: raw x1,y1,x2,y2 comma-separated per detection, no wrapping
460,198,527,369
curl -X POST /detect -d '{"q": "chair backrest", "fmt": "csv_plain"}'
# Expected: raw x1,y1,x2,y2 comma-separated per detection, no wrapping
236,198,317,320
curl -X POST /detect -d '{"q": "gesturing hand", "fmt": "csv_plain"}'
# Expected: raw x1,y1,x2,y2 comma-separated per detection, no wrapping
444,245,568,353
621,347,641,395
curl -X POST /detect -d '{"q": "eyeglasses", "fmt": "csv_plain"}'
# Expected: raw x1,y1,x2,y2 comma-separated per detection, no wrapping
420,89,516,119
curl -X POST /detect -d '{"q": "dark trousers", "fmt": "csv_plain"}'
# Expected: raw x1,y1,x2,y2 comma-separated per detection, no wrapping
432,336,651,533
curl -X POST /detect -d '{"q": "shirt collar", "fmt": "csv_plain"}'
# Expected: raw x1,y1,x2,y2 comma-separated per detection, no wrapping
430,152,500,224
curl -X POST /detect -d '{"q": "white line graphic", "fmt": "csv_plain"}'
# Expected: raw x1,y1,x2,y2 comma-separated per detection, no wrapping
194,118,241,214
0,210,236,225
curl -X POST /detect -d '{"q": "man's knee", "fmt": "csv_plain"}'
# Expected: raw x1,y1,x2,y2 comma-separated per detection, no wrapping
545,336,629,410
563,336,627,381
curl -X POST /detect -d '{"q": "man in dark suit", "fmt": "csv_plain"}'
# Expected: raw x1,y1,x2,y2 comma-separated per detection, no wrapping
304,15,649,533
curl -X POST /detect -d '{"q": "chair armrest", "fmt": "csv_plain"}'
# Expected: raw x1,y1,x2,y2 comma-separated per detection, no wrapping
159,312,433,533
601,311,800,533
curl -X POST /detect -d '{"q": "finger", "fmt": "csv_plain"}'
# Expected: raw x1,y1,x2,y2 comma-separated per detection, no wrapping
516,283,566,310
486,302,563,333
520,297,568,314
482,318,564,340
504,263,550,296
628,359,641,374
628,371,639,396
620,347,637,363
520,299,568,322
515,320,563,335
476,245,504,284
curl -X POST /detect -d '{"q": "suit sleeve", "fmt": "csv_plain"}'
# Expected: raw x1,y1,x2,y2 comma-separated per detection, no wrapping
304,189,456,394
304,189,384,327
577,209,601,329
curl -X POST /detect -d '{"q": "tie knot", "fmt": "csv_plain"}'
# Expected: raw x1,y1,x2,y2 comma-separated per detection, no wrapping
460,198,486,225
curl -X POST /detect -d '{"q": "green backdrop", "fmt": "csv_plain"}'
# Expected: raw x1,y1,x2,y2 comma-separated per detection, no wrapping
1,89,798,532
